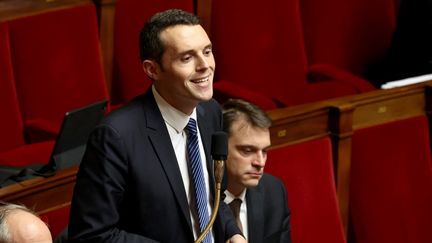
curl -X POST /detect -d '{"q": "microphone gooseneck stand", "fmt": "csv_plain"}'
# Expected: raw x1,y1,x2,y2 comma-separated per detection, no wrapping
194,159,224,243
194,132,228,243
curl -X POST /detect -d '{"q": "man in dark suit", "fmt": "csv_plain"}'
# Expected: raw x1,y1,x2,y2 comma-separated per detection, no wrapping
222,99,291,243
68,9,245,243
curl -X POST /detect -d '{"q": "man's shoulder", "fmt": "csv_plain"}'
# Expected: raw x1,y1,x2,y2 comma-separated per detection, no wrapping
96,94,155,135
254,173,287,195
261,173,284,186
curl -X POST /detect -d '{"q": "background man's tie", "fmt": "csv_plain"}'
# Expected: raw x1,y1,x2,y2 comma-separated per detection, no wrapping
186,118,212,243
229,198,243,233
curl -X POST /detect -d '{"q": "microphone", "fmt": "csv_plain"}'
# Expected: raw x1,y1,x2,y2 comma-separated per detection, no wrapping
211,131,228,185
195,131,228,243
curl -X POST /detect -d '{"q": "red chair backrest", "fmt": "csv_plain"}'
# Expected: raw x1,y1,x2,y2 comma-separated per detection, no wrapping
211,0,309,99
0,22,25,151
8,3,109,132
350,115,432,243
266,137,346,243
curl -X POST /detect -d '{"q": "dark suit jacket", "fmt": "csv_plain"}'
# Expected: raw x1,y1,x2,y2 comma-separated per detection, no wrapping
246,173,291,243
68,90,240,242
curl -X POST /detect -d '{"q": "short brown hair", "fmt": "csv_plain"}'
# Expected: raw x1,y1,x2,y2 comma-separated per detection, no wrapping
222,99,271,135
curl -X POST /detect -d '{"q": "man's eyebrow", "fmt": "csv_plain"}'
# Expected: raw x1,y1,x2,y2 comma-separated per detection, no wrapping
175,46,213,60
236,144,271,150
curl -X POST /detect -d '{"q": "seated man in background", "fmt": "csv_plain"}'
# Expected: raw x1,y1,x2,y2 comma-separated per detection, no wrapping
0,202,52,243
222,99,292,243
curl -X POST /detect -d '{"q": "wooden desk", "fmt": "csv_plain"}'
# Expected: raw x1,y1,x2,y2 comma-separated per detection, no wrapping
0,166,78,214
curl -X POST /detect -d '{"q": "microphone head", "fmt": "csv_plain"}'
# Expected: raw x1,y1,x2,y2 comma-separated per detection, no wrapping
211,131,228,160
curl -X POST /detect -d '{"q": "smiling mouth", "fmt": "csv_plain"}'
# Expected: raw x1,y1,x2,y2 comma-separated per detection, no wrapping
191,76,210,83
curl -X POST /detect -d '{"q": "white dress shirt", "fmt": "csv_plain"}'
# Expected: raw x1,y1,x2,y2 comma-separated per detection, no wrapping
153,86,213,242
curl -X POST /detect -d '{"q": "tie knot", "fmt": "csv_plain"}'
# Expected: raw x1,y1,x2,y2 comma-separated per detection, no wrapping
186,118,197,135
229,198,242,212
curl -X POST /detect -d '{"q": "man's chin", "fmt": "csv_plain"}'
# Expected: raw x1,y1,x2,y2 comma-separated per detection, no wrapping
244,180,260,188
195,92,213,102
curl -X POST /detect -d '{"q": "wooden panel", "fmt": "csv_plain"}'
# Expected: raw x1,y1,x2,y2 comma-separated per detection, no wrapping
0,166,78,214
0,0,91,22
267,104,330,148
351,87,426,129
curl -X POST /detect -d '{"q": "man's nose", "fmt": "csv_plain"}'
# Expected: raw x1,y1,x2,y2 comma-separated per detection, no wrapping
196,54,210,70
252,152,266,168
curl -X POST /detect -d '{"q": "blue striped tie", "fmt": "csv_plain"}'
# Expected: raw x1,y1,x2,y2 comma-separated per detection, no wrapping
185,118,212,243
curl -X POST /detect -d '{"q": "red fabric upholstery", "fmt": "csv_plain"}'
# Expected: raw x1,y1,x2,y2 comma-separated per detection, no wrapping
213,80,278,110
266,137,346,243
8,3,109,142
0,22,25,152
0,23,54,166
40,205,71,239
211,0,374,109
350,116,432,243
0,141,54,167
300,0,397,76
111,0,194,105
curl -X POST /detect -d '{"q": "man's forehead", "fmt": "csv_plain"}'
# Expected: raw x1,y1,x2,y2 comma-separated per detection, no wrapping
160,25,209,49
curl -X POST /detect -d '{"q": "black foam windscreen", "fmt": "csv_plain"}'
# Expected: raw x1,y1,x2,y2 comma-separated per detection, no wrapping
211,131,228,160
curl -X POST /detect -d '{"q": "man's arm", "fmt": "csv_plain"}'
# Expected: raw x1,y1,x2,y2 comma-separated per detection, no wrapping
68,125,158,243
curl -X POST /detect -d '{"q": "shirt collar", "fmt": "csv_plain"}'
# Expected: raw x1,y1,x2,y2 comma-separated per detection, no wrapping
225,189,247,204
152,85,197,133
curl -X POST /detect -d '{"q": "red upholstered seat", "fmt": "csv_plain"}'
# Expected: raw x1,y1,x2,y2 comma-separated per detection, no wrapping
300,0,397,84
111,0,194,105
349,116,432,243
8,3,109,143
210,0,374,110
40,205,71,240
266,137,346,243
0,22,54,167
0,23,23,152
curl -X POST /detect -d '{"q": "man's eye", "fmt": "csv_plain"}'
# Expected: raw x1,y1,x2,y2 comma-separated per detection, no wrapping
181,55,192,62
204,48,212,55
240,148,253,155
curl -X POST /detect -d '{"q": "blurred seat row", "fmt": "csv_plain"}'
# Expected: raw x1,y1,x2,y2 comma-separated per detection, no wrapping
0,0,399,165
0,1,108,167
2,82,432,243
108,0,396,109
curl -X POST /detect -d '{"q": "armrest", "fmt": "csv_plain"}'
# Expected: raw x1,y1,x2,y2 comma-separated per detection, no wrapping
308,63,375,92
25,118,60,143
213,80,279,110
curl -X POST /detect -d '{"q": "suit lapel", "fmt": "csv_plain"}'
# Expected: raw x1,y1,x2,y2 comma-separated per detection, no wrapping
143,91,193,232
196,106,216,195
247,187,265,243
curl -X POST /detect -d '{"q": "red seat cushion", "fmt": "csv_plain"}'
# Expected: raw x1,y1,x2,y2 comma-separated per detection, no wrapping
350,115,432,243
266,137,346,243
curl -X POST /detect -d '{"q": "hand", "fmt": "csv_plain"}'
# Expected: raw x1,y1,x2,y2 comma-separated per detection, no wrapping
226,234,247,243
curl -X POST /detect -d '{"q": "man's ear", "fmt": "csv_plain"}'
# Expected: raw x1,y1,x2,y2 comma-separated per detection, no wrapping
142,60,159,80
